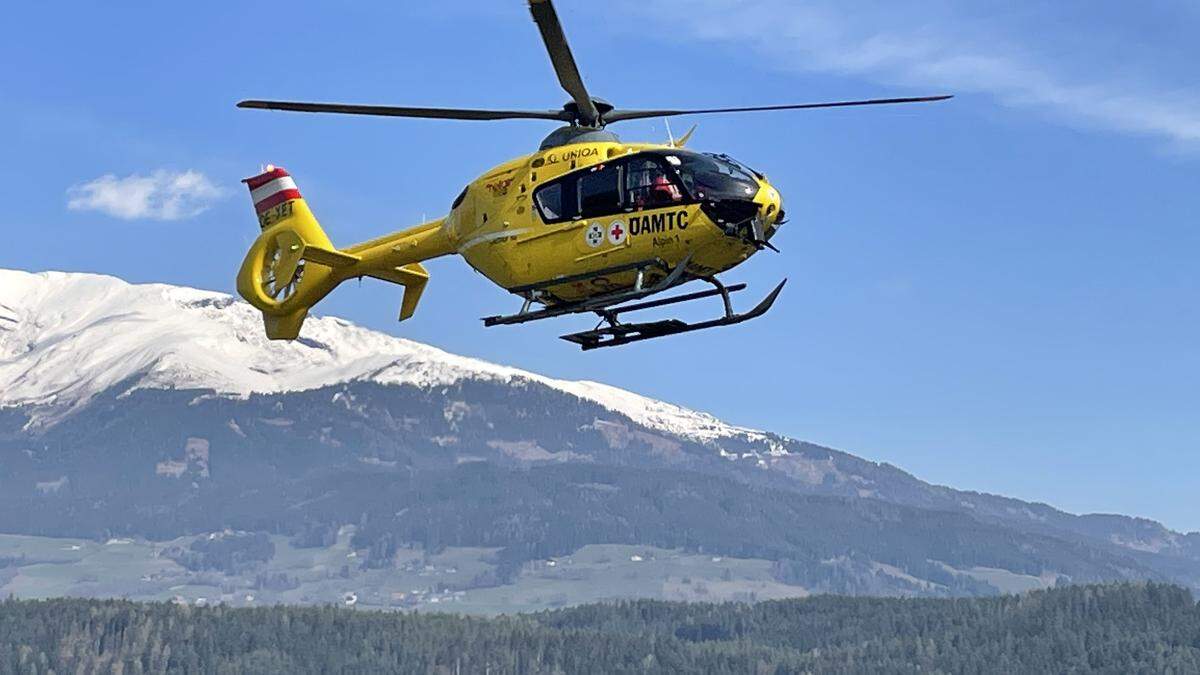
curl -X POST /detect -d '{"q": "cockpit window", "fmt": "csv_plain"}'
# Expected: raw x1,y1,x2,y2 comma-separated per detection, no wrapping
669,151,759,202
533,149,755,224
625,157,683,210
711,153,763,180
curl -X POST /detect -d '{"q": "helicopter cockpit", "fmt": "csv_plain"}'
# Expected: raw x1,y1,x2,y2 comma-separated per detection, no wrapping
665,150,762,202
532,150,769,222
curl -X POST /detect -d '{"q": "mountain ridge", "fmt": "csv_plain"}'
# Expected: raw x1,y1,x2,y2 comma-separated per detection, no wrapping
0,268,764,444
1,267,1197,602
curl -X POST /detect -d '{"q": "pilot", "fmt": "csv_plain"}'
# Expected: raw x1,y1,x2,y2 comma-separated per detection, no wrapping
631,160,683,209
651,173,682,204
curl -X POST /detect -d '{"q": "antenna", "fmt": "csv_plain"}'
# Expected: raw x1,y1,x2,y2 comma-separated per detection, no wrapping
665,119,675,146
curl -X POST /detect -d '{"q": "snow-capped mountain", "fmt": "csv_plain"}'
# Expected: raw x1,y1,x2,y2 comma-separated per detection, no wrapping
2,268,1197,600
0,268,755,441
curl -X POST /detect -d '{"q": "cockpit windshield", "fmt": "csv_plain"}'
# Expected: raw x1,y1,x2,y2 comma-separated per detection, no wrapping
665,151,760,202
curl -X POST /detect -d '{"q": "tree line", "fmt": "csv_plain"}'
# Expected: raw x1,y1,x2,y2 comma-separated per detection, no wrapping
1,583,1197,674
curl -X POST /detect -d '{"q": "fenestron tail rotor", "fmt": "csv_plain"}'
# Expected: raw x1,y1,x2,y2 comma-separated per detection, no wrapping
259,232,306,304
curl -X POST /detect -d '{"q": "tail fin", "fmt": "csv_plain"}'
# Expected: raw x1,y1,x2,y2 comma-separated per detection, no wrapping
236,166,441,340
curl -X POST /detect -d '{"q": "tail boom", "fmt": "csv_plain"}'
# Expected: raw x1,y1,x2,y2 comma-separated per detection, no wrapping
236,166,452,339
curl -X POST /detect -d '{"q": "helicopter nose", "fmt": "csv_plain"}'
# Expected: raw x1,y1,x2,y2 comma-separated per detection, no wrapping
760,184,784,227
758,183,786,249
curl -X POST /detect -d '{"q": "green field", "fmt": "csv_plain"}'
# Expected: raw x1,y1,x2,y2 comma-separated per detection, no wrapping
0,532,807,614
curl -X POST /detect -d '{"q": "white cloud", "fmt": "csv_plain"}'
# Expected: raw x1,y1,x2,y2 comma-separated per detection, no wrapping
67,169,225,220
630,0,1200,148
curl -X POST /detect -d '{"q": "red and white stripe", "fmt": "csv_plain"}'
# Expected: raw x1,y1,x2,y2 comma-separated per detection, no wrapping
242,166,302,214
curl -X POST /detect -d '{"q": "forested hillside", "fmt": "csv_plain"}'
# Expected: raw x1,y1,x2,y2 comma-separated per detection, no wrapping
0,381,1177,599
2,583,1197,674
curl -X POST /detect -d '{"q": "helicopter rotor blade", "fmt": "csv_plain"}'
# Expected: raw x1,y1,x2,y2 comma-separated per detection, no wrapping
604,95,953,123
527,0,600,126
236,100,571,122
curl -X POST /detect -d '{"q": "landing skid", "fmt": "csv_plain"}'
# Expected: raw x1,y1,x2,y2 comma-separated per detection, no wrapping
561,277,786,350
481,256,786,350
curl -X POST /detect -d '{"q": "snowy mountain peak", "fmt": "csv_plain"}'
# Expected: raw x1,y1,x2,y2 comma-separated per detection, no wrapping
0,269,760,441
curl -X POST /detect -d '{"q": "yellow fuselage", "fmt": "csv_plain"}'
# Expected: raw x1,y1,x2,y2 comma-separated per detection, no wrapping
236,138,785,339
442,140,784,302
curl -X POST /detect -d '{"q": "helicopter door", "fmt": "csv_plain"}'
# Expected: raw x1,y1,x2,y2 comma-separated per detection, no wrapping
531,161,626,224
577,163,624,219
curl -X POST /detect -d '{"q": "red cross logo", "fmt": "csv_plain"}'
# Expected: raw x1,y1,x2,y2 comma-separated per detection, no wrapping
605,220,627,245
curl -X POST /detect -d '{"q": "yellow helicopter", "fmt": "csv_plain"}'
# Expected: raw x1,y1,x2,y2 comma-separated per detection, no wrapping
236,0,949,349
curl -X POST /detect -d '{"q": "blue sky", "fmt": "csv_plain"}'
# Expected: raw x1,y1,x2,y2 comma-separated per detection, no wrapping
2,1,1197,530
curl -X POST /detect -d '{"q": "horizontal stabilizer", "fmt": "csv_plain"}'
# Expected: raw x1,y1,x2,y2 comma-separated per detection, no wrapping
303,246,360,269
